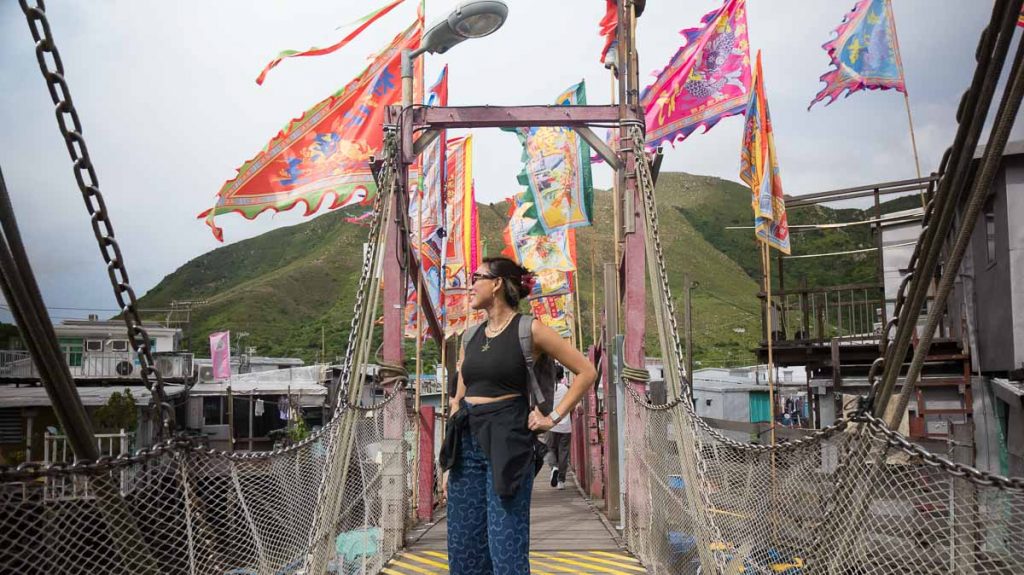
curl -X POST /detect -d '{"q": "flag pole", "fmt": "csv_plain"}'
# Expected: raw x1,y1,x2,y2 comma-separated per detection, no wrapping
573,273,585,351
761,242,777,449
902,92,926,207
887,0,926,207
761,240,779,537
590,239,598,347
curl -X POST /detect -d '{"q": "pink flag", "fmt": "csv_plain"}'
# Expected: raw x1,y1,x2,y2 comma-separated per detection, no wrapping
641,0,752,148
209,331,231,381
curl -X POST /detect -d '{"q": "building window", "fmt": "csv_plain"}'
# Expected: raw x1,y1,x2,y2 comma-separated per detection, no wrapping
705,399,713,407
985,196,997,264
110,340,130,353
203,397,226,426
0,408,23,443
58,338,83,367
85,339,103,353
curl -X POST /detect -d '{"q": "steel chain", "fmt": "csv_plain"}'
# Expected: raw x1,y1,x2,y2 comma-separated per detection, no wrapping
626,127,854,452
627,127,1024,487
334,127,400,412
854,412,1024,490
0,111,397,479
19,0,173,434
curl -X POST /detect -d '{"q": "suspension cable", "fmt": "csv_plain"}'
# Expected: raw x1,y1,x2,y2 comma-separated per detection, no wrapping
872,0,1022,417
18,0,172,436
886,24,1024,429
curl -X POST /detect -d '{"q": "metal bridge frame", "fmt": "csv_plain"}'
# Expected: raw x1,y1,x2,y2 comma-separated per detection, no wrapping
380,0,648,521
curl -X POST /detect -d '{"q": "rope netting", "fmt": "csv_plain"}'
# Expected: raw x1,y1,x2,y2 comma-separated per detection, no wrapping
0,395,410,575
622,396,1024,574
618,121,1024,574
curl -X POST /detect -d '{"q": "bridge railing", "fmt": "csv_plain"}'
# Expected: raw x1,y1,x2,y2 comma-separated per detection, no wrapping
759,282,958,348
760,282,885,346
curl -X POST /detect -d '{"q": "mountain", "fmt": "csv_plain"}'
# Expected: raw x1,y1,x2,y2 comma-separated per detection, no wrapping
135,172,909,369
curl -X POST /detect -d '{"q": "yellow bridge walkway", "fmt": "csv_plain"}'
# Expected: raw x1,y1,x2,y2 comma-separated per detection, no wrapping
387,467,647,574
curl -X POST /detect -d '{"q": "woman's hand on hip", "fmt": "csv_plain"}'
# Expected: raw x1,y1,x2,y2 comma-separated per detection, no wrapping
528,407,554,432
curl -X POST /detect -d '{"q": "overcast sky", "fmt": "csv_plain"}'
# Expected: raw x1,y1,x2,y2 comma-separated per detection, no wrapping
0,0,1011,324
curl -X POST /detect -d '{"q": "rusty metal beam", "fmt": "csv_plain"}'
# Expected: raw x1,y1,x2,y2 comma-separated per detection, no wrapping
574,126,620,169
413,105,627,130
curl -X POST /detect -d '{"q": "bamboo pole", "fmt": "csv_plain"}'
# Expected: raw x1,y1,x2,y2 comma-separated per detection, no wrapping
610,69,621,273
761,243,777,449
572,271,585,350
590,240,598,347
887,0,926,207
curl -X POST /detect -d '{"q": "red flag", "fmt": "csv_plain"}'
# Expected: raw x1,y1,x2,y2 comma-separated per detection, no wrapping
256,0,408,85
200,23,421,241
599,0,619,66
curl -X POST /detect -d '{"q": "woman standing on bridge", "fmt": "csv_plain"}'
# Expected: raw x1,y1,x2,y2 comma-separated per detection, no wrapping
440,256,598,575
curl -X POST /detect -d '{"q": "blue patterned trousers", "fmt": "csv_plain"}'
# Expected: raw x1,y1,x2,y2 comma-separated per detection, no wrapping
447,429,534,575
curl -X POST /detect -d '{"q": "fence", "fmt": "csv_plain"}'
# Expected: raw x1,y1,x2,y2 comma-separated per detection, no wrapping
42,430,135,500
0,350,193,380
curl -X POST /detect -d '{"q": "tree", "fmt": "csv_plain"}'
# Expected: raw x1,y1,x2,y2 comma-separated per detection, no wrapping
94,389,138,433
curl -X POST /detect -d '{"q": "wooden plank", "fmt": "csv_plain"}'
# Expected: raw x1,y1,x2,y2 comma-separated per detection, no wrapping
406,467,633,557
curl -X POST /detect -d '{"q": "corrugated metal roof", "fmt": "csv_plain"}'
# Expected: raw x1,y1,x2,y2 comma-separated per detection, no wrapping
0,384,185,408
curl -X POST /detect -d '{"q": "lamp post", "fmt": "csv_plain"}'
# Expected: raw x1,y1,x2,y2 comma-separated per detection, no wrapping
400,0,508,107
387,0,508,524
385,0,509,371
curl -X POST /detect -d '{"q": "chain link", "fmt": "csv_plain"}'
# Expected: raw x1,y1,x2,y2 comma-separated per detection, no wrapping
333,127,399,412
854,412,1024,490
625,126,1024,487
19,0,172,435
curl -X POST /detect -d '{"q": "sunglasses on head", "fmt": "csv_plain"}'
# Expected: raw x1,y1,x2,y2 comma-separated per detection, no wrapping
471,272,497,283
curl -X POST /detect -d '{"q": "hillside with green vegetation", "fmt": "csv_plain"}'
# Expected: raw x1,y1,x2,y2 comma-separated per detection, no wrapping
135,172,915,368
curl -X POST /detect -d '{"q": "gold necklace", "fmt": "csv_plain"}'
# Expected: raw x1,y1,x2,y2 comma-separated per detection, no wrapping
481,313,515,352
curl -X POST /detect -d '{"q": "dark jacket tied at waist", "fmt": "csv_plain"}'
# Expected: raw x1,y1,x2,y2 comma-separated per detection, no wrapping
440,398,546,498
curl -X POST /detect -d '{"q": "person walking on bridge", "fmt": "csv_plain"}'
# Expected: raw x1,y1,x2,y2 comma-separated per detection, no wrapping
440,256,597,575
545,366,573,490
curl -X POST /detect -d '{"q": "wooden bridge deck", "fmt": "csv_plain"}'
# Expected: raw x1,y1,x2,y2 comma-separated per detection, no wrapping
388,466,647,574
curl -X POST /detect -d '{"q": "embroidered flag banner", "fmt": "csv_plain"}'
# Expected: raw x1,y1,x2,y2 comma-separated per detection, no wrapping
344,210,374,226
209,331,231,381
641,0,751,148
809,0,906,109
442,134,480,337
255,0,408,85
199,23,421,241
506,82,594,234
405,66,448,340
531,268,573,298
504,199,577,273
599,0,618,67
740,51,790,254
531,294,573,338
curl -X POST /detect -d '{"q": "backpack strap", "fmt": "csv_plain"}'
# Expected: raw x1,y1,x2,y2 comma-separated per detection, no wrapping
517,314,546,406
462,322,482,355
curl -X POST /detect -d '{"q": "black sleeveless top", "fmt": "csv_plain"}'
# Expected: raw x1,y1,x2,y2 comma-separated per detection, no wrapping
461,314,530,398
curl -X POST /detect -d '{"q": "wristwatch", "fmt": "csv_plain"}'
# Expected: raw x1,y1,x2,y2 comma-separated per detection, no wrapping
550,409,562,424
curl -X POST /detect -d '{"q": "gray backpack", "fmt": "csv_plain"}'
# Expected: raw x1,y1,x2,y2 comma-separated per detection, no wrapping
463,314,557,415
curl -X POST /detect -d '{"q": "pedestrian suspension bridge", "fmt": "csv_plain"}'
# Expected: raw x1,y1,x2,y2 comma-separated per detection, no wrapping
3,1,1024,574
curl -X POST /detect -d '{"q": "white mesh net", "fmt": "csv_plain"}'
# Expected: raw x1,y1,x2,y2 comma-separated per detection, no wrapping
1,393,409,575
621,394,1024,574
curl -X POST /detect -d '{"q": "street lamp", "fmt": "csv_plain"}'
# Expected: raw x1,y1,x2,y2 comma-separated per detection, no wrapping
402,0,509,106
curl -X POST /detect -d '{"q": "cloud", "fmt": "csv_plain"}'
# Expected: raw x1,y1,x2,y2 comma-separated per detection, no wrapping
0,0,999,322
